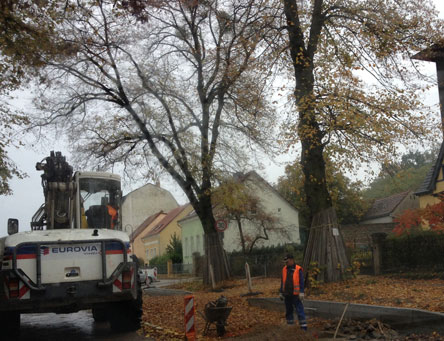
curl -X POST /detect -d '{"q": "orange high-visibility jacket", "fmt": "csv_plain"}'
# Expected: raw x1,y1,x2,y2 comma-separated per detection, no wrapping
107,205,118,229
282,265,303,295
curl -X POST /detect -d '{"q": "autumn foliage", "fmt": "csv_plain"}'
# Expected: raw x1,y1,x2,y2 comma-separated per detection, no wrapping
142,278,313,340
394,195,444,235
141,276,444,340
393,208,424,235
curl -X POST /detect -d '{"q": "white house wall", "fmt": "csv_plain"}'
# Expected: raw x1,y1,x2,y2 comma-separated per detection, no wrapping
122,184,178,234
180,172,300,264
183,232,205,264
223,175,300,252
360,216,393,224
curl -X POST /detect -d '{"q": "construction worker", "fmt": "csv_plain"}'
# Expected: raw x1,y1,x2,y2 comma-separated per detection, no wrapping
279,254,307,330
107,204,118,229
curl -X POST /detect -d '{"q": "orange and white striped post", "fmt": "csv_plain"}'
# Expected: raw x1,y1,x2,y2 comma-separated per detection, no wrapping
184,294,196,340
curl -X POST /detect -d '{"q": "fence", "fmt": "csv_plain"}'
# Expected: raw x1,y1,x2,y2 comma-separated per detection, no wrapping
173,263,193,274
381,231,444,272
148,263,167,275
341,223,395,250
152,230,444,280
228,249,304,278
148,262,193,276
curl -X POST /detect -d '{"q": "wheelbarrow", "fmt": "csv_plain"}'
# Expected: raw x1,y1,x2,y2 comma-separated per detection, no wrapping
198,296,232,336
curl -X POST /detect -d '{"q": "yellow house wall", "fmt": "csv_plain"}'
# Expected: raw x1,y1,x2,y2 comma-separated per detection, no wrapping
132,214,166,264
419,165,444,209
142,205,193,263
142,234,160,263
157,205,193,256
418,163,444,230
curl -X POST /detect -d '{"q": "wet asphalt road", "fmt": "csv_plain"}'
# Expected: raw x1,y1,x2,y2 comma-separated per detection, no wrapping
16,279,195,340
19,310,148,341
18,279,444,341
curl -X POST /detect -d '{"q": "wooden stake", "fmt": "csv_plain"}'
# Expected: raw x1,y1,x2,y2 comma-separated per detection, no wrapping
209,263,216,290
334,302,349,339
245,262,252,293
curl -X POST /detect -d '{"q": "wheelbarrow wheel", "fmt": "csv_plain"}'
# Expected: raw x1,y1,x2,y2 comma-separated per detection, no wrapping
216,322,225,336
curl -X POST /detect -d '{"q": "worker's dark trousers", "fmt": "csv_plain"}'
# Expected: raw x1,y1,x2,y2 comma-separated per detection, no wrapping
284,295,307,330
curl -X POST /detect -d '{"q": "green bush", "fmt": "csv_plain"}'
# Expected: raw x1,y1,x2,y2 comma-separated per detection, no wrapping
149,253,170,267
382,230,444,271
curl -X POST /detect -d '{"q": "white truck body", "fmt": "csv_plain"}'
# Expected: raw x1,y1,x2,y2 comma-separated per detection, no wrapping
0,228,137,312
1,229,131,284
0,152,142,337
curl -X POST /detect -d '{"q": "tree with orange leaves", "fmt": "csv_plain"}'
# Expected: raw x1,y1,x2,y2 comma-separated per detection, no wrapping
394,195,444,235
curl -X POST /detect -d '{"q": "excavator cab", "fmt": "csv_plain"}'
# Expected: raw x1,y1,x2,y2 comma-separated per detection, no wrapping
77,174,122,230
30,152,122,231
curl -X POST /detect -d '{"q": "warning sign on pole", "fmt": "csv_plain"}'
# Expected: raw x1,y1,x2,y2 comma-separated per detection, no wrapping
215,219,228,232
184,295,196,340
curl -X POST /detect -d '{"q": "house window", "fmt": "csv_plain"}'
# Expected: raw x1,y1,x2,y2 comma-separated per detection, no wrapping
196,235,200,253
190,236,195,254
185,237,188,257
153,248,157,257
146,250,149,260
277,207,281,213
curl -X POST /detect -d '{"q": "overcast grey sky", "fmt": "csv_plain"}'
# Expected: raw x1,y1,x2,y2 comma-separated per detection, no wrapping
1,1,444,237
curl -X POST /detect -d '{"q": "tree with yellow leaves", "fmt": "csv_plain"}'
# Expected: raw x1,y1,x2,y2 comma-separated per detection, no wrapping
281,0,444,281
0,0,71,194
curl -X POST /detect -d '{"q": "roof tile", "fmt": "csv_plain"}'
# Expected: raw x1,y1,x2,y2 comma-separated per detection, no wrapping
142,204,190,238
363,191,411,220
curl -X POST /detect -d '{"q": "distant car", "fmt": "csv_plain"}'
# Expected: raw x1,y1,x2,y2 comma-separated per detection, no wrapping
138,267,157,286
138,269,147,284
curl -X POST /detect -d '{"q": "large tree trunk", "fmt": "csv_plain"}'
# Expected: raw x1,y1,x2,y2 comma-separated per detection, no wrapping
299,110,331,223
283,0,349,284
195,197,230,285
302,207,350,283
203,231,230,285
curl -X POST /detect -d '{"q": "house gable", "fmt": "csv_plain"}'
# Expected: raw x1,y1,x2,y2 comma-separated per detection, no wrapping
130,211,164,242
360,191,418,224
121,183,179,234
142,204,192,260
180,171,301,263
131,211,166,264
415,140,444,196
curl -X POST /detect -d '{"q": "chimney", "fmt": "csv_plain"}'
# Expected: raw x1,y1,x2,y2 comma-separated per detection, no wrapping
413,42,444,136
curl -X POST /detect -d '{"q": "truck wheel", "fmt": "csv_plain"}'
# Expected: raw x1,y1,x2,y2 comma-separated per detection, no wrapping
92,307,108,322
147,276,153,285
109,262,143,332
109,286,143,332
0,311,20,338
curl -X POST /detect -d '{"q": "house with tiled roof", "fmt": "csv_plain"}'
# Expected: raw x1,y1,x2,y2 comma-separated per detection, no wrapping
415,141,444,210
130,211,166,265
412,42,444,223
359,191,418,225
121,183,179,235
178,171,300,265
141,204,193,264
